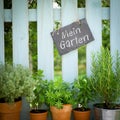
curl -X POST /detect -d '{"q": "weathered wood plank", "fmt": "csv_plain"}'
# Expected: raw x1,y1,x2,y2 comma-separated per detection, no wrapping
86,0,102,76
0,0,4,64
61,0,78,82
37,0,54,80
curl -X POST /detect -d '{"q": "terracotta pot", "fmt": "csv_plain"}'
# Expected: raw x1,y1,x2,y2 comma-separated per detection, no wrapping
50,104,72,120
73,108,91,120
0,100,22,120
30,109,48,120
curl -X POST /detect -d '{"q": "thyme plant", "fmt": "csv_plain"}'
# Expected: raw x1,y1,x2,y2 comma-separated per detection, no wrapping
0,63,36,103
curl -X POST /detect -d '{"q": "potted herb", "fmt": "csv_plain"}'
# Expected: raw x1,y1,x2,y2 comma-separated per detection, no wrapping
30,70,48,120
0,63,36,120
45,77,74,120
72,75,92,120
89,47,120,120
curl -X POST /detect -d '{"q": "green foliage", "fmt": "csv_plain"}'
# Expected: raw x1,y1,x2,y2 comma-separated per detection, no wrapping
55,0,85,7
45,77,74,109
29,22,37,72
28,0,37,8
55,0,110,8
54,21,61,30
54,0,61,7
0,63,36,103
54,21,62,72
72,75,92,111
77,0,85,8
102,0,110,7
89,47,120,108
54,46,61,72
30,70,48,109
4,23,12,64
78,46,86,75
102,20,110,48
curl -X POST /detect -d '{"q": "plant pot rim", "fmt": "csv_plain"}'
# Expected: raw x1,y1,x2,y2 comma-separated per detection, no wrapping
94,103,120,110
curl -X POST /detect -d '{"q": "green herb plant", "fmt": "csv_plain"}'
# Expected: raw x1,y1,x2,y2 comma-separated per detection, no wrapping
0,63,36,103
89,47,120,108
45,77,74,109
72,75,92,111
30,70,48,110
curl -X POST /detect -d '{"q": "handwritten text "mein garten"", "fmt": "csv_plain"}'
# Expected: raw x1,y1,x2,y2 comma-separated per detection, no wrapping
51,18,94,55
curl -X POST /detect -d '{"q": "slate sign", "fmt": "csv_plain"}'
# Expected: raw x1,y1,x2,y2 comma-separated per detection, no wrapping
51,18,94,55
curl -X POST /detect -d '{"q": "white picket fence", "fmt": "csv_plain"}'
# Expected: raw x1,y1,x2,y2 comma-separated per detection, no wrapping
0,0,120,119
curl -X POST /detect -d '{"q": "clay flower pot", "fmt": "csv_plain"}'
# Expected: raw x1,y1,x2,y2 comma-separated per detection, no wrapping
50,104,72,120
73,108,91,120
30,109,48,120
0,100,22,120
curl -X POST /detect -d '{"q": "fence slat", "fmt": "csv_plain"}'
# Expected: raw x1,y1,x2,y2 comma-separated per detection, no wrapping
12,1,29,119
0,0,4,64
12,0,29,67
110,0,120,56
37,0,54,80
86,0,102,76
61,0,78,82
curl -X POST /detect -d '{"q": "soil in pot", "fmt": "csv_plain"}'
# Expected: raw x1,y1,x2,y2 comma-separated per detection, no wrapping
73,108,91,120
30,109,48,120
